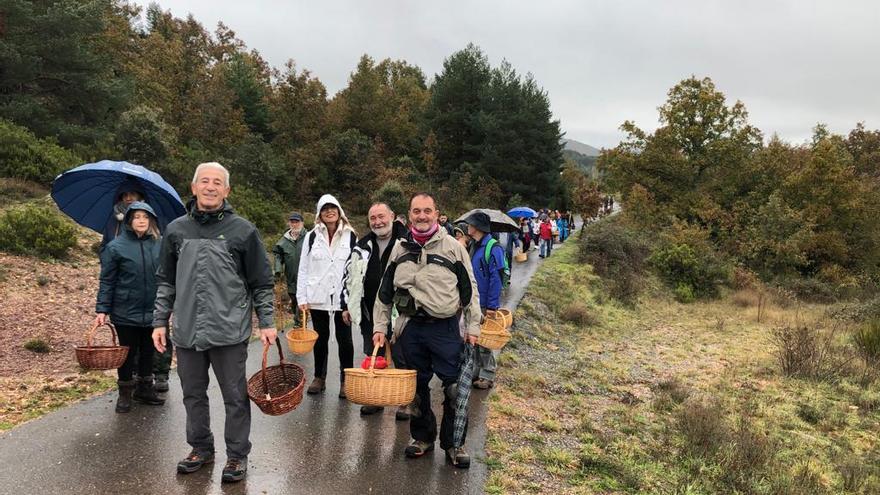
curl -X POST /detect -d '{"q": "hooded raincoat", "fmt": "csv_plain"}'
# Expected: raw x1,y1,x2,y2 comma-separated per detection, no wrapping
296,194,357,312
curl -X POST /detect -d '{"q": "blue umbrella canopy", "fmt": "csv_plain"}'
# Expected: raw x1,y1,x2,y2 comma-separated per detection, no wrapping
507,206,536,218
51,160,186,234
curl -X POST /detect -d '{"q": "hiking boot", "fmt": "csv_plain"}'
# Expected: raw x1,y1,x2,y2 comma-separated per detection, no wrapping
177,450,214,474
404,440,434,458
155,374,169,393
473,379,493,390
446,447,471,468
133,376,165,406
360,405,383,415
395,404,411,421
115,380,135,414
221,457,247,483
307,377,325,395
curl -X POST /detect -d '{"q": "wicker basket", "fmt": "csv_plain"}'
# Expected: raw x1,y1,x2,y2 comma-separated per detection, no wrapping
74,322,129,370
514,251,528,263
478,316,512,350
487,308,513,328
247,342,305,416
286,309,318,355
344,342,416,407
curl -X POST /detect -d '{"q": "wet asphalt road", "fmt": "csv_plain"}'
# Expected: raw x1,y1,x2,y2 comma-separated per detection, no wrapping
0,236,558,495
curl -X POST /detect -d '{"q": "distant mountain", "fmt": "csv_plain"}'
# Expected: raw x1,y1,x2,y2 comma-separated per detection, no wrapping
562,138,600,157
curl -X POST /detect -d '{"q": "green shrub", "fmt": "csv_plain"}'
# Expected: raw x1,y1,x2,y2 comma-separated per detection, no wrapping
373,179,409,217
229,185,286,237
780,277,839,304
673,283,696,303
0,204,77,258
578,216,650,302
649,224,731,299
23,338,51,353
0,178,48,207
852,318,880,368
0,119,80,184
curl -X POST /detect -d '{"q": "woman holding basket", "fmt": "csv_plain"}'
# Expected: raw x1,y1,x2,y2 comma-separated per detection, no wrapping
95,202,165,413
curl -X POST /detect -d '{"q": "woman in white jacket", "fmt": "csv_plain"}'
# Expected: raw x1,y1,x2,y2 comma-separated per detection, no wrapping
297,194,357,397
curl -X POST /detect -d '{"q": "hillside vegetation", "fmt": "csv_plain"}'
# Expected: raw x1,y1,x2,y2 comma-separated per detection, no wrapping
486,238,880,494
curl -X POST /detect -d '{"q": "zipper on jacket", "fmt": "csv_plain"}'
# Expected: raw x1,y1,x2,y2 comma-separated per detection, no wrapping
140,240,147,325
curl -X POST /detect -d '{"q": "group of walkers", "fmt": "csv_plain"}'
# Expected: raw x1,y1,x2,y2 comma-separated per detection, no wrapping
93,160,577,483
512,209,575,260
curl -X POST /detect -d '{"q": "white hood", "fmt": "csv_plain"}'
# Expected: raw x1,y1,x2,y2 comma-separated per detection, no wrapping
315,193,351,226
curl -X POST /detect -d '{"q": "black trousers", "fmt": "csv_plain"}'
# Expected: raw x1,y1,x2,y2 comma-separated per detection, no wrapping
310,310,353,380
115,324,154,381
398,317,464,450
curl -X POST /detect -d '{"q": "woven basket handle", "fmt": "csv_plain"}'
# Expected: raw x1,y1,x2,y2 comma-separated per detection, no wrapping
260,341,289,398
83,322,118,348
301,309,309,331
366,340,395,372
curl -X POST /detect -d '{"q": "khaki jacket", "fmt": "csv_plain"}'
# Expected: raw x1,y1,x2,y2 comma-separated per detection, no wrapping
373,228,482,340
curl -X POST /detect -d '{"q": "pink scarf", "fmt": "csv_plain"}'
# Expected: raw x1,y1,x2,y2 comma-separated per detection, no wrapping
410,223,439,245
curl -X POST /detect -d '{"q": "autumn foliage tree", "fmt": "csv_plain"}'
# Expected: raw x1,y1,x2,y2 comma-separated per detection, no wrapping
600,76,880,295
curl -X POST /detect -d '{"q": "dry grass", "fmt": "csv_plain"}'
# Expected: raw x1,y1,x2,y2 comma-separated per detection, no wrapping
485,241,880,494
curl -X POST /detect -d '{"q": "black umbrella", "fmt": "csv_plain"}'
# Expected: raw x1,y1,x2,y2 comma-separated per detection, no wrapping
454,209,519,233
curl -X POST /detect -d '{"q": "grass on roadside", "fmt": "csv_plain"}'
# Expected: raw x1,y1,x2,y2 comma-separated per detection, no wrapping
484,240,880,494
0,373,116,432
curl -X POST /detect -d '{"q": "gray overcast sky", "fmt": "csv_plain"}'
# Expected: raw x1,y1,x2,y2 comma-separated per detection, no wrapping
137,0,880,149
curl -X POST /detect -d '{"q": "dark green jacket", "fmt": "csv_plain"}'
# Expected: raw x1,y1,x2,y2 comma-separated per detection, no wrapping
273,230,305,294
153,199,274,351
96,206,161,327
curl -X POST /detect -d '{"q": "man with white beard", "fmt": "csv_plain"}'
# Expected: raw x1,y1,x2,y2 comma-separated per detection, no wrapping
273,212,306,327
341,202,410,416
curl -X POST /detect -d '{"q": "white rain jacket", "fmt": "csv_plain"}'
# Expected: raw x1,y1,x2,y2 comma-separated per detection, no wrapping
296,194,357,311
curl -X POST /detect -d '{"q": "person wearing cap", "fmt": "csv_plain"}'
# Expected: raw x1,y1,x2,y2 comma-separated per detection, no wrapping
297,194,358,397
461,211,506,390
373,192,482,468
273,212,306,327
95,201,165,413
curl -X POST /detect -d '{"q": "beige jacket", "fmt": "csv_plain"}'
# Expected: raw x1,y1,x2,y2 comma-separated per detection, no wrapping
373,227,482,340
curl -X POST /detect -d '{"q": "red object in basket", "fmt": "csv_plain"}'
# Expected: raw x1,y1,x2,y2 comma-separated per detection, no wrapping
360,355,388,370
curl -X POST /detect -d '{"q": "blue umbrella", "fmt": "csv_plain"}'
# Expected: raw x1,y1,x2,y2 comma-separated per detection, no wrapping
507,206,536,219
51,160,186,234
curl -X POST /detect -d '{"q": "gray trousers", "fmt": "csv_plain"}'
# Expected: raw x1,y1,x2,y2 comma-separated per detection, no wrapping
473,344,497,381
176,342,251,459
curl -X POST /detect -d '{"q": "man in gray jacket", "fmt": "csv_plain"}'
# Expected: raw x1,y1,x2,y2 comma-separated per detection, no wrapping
152,162,276,484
